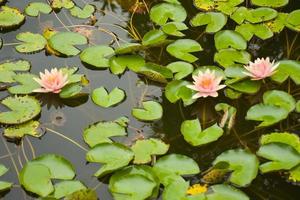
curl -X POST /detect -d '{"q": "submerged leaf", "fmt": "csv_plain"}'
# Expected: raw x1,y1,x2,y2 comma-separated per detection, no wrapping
86,143,134,177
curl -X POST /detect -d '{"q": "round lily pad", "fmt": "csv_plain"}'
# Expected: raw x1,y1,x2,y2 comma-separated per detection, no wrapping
214,30,247,50
0,6,25,29
190,12,227,33
92,87,125,108
70,4,95,19
15,32,47,54
51,0,75,10
251,0,289,8
132,101,163,121
80,45,115,68
286,10,300,32
25,2,52,17
0,96,41,125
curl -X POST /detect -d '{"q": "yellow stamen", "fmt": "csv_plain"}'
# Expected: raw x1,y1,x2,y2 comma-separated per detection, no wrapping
186,184,208,195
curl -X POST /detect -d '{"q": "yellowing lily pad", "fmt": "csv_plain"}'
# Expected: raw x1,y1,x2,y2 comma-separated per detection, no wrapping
0,6,25,29
51,0,75,10
3,120,41,140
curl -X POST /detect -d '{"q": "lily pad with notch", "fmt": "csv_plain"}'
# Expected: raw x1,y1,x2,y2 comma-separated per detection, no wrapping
190,12,227,33
0,6,25,30
92,87,125,108
25,2,52,17
80,45,115,68
70,4,95,19
109,55,145,74
132,101,163,121
15,32,47,54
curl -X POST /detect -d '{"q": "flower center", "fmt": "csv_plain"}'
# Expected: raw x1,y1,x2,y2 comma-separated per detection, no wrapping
187,184,208,196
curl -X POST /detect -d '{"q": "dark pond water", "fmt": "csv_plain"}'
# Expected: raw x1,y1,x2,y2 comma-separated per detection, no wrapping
1,0,300,199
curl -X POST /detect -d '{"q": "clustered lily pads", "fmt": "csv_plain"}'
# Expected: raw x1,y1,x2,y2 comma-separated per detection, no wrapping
1,0,300,199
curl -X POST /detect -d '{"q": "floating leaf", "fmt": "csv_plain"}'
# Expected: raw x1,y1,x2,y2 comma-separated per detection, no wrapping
150,3,187,26
162,22,188,37
227,79,261,94
25,2,52,17
0,96,41,125
70,4,95,19
32,154,75,180
214,49,251,68
251,0,289,8
165,80,193,103
132,101,163,121
0,6,25,29
271,60,300,84
0,164,12,192
138,63,173,83
115,43,143,54
214,30,247,50
167,61,194,80
0,60,30,71
51,0,75,10
213,149,259,187
80,45,114,68
83,118,127,147
190,12,227,33
86,143,134,177
257,143,300,173
235,23,273,41
288,165,300,182
265,13,288,33
142,29,168,47
286,10,300,32
206,184,249,200
131,138,169,164
3,120,41,140
167,39,203,63
8,73,40,94
162,177,190,200
263,90,296,112
260,132,300,154
15,32,47,53
59,83,83,99
181,119,223,146
231,7,278,24
109,55,145,74
52,180,86,199
19,162,54,197
92,87,125,108
49,32,87,56
64,189,97,200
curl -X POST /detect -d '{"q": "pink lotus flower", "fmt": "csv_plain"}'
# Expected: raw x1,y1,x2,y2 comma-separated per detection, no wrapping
187,69,226,99
33,68,68,94
243,57,279,80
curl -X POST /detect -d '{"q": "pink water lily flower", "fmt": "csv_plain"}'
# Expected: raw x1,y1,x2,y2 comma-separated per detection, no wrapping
187,69,226,99
33,68,68,94
243,57,279,80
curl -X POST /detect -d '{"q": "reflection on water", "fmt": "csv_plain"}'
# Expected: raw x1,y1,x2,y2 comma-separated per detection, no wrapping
0,0,300,199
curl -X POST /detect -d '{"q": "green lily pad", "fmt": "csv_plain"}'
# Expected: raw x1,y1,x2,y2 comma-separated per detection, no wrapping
19,162,54,197
260,132,300,154
92,87,125,108
165,80,193,103
115,43,143,54
8,73,40,94
251,0,289,8
32,154,75,180
167,61,194,80
0,6,25,29
132,101,163,121
231,7,278,24
214,30,247,50
153,154,200,185
162,177,189,200
214,49,251,68
190,12,227,33
227,79,261,94
271,60,300,84
162,22,188,37
138,63,173,83
59,83,83,99
64,189,98,200
288,165,300,182
3,120,41,140
80,45,115,68
235,23,273,41
150,3,187,26
265,13,288,33
52,180,86,199
263,90,296,112
131,138,169,164
86,143,134,177
49,32,87,56
83,117,128,147
181,119,223,146
206,184,249,200
213,149,259,187
167,39,203,63
0,164,12,192
109,55,145,74
0,71,16,83
70,4,95,19
257,143,300,173
0,96,41,125
15,32,47,53
25,2,52,17
286,10,300,32
0,59,30,71
51,0,75,10
142,29,168,47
